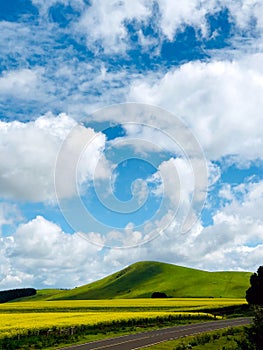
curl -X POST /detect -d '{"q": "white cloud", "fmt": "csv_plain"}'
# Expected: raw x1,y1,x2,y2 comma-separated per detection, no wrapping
0,68,44,100
223,0,263,32
208,162,221,187
0,203,22,234
154,157,194,208
179,180,263,271
0,114,107,202
157,0,218,40
70,0,263,55
158,0,263,48
157,0,263,44
101,218,263,276
29,0,263,47
75,0,152,54
1,216,104,289
55,123,111,200
149,157,218,231
219,180,263,222
1,180,263,289
129,55,263,161
218,184,233,201
102,178,263,274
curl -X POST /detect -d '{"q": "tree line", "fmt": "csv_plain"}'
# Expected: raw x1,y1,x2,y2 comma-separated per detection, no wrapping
0,288,36,303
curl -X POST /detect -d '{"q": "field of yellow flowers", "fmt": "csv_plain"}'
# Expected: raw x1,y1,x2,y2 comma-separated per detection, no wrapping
0,298,245,339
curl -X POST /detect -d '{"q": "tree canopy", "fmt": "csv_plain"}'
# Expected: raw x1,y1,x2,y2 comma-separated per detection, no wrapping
246,266,263,305
0,288,36,303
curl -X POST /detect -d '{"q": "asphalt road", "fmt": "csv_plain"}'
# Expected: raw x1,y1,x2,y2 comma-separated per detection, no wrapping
58,317,252,350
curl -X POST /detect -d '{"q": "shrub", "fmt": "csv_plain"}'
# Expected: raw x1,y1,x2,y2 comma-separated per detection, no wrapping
151,292,168,298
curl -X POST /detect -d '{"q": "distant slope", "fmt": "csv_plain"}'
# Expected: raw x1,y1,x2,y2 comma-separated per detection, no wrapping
47,261,251,300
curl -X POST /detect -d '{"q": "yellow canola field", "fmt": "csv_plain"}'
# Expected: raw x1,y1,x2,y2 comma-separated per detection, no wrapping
0,298,246,312
0,298,246,339
0,311,212,339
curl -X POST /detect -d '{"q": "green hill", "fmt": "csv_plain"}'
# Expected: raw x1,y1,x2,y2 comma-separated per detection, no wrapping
46,261,251,300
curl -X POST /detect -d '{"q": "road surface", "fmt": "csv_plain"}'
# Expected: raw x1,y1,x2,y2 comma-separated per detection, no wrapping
58,317,251,350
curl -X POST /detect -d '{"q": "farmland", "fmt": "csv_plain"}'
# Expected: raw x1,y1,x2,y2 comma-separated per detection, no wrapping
0,311,206,338
1,297,246,312
0,298,247,349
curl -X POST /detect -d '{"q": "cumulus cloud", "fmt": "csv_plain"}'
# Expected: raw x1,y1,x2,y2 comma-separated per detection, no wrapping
55,122,112,200
102,219,263,276
129,55,263,160
0,68,45,100
178,180,263,271
217,180,263,223
1,216,104,289
148,158,220,232
0,114,108,202
101,178,263,274
1,179,263,289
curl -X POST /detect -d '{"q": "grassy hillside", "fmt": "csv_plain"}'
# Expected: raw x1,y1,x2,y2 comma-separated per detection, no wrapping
46,261,251,300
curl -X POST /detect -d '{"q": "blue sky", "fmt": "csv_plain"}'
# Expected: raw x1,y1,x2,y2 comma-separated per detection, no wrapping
1,0,263,289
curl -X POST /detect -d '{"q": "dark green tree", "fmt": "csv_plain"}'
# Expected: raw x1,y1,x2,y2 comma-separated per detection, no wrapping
238,267,263,349
246,266,263,305
151,292,167,298
0,288,36,303
238,306,263,350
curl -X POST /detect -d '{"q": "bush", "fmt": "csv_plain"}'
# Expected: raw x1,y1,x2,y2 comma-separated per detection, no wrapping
151,292,168,298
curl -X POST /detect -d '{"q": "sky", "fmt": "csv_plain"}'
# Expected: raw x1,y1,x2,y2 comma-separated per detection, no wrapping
1,0,263,290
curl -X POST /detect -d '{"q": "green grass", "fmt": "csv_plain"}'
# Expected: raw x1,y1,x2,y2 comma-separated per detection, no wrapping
44,261,251,300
